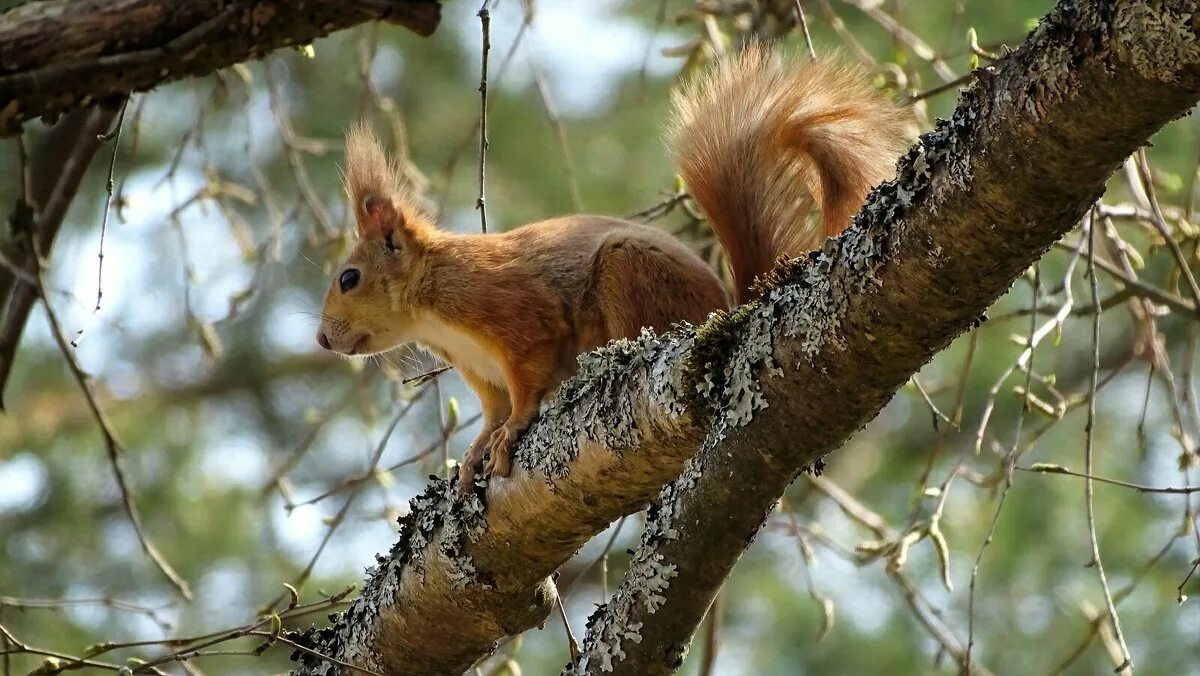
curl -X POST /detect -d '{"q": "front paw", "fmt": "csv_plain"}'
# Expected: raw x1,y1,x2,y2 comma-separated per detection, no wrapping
484,425,515,478
457,442,486,495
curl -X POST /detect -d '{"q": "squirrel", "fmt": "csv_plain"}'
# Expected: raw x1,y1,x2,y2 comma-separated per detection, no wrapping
316,45,905,493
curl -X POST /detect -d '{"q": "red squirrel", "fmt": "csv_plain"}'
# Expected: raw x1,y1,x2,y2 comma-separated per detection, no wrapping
316,46,905,493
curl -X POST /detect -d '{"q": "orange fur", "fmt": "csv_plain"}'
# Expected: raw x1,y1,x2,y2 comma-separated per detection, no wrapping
669,45,906,302
316,47,904,493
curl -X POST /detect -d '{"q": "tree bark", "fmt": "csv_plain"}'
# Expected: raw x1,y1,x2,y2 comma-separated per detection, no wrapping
285,1,1200,675
0,0,442,136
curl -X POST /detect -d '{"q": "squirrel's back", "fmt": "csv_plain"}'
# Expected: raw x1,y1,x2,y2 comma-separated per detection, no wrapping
668,45,906,304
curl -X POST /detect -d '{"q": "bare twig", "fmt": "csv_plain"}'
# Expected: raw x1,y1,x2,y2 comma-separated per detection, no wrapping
266,399,413,611
73,95,131,348
793,0,817,60
1018,464,1200,494
698,592,721,676
1135,149,1200,315
911,376,957,429
561,516,630,601
30,251,192,600
529,55,583,212
475,1,492,233
1084,215,1134,673
968,262,1040,669
553,580,581,663
401,364,451,385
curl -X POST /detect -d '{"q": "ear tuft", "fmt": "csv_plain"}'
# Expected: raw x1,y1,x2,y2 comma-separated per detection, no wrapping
344,123,402,238
342,122,430,242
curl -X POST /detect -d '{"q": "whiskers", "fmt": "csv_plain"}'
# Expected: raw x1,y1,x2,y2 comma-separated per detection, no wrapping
300,252,327,272
380,344,428,374
288,310,341,326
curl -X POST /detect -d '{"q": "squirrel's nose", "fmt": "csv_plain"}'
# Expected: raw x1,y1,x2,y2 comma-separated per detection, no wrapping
317,331,331,350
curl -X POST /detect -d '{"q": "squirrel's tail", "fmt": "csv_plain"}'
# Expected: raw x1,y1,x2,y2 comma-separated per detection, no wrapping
668,45,906,304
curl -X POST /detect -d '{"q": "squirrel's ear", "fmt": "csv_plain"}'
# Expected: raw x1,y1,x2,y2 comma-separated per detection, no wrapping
345,123,405,240
357,195,399,242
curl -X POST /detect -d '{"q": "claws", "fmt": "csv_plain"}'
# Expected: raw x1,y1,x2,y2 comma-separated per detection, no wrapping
456,456,479,495
455,425,517,496
484,425,514,478
456,436,487,496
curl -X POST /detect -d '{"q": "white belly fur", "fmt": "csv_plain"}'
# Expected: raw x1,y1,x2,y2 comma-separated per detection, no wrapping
409,312,506,387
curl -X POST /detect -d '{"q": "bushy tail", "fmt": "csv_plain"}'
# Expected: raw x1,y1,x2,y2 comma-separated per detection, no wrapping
668,45,906,303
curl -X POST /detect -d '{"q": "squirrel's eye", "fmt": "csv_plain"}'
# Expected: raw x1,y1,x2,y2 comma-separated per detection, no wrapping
339,268,361,294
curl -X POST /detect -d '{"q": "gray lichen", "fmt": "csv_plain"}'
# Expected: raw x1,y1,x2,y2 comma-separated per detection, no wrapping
1114,1,1200,83
288,478,488,674
564,448,708,674
515,326,696,482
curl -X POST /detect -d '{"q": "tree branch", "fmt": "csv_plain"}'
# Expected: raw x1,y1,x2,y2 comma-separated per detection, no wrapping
0,0,442,136
288,1,1200,674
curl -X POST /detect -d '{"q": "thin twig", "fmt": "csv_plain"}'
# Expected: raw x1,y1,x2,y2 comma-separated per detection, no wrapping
0,106,117,409
262,370,375,496
293,411,480,509
626,191,689,222
528,54,583,212
975,241,1084,454
434,12,531,217
1135,149,1200,315
1019,464,1200,494
266,400,411,611
637,0,672,99
73,96,131,348
562,516,630,600
0,623,134,673
1180,559,1198,602
402,364,451,385
968,262,1039,669
779,497,835,640
698,592,721,676
1084,214,1134,673
30,250,191,600
475,1,492,233
0,609,8,676
793,0,817,59
911,376,957,429
261,632,382,676
436,377,450,479
126,599,378,675
906,71,976,104
1053,238,1196,316
553,580,581,662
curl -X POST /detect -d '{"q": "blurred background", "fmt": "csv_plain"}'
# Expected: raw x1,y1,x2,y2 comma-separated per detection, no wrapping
1,0,1198,674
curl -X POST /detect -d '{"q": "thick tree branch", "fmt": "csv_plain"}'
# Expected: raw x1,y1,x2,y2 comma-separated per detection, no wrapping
288,1,1200,674
0,0,442,136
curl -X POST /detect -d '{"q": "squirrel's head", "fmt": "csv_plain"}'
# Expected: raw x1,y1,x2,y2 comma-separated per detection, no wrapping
316,124,432,357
